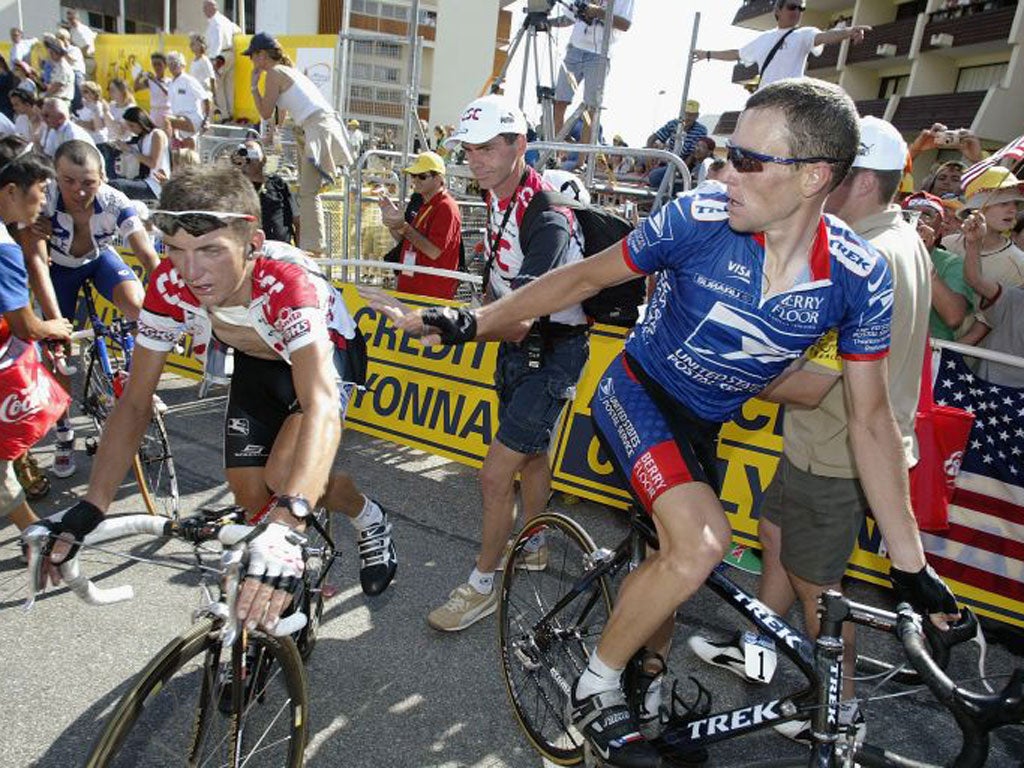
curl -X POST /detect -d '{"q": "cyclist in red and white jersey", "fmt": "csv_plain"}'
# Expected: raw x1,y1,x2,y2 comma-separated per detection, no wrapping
38,165,397,632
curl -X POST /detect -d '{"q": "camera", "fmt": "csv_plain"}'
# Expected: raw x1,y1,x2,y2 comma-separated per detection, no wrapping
934,129,964,147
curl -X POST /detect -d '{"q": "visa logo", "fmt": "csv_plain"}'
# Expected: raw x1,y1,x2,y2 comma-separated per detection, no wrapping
727,261,751,280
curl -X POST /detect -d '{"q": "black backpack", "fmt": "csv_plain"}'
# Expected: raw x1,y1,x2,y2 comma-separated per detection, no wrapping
520,190,643,327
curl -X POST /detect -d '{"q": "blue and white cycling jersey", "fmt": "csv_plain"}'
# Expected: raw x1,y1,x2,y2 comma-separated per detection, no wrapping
43,183,145,268
622,186,893,423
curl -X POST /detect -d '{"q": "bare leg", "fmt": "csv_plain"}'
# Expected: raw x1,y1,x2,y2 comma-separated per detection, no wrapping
8,501,40,530
476,439,533,573
758,517,798,615
111,279,145,322
553,100,568,135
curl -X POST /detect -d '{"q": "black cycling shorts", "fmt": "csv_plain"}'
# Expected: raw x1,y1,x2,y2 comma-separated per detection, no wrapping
224,347,352,469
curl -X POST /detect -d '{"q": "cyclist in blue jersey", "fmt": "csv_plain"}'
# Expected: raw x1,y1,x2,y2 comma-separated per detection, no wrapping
367,78,959,767
18,139,159,478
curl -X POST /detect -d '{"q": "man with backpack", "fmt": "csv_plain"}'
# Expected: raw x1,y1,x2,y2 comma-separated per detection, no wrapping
419,95,590,632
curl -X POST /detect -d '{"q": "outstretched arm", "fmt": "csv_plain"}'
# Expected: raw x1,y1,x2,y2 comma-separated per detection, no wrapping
814,25,871,47
691,48,740,63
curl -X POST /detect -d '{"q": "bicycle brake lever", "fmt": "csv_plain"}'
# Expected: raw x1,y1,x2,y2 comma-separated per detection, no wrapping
220,547,245,647
21,524,52,610
922,606,979,670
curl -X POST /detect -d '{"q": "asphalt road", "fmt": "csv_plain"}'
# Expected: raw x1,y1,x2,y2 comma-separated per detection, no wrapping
2,374,1022,767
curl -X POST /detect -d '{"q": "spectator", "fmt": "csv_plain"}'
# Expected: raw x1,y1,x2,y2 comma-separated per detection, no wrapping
9,28,38,66
552,0,634,144
164,51,210,150
232,139,300,245
348,118,365,156
171,146,201,171
921,159,967,199
204,0,241,120
40,97,95,157
704,156,727,182
0,55,14,121
133,52,171,127
379,151,462,299
0,136,71,532
903,191,973,341
106,77,135,139
1012,210,1024,251
74,80,110,146
693,0,870,89
941,167,1024,339
961,208,1024,387
10,82,42,145
108,106,170,202
41,35,74,105
909,123,984,169
646,99,707,188
246,32,353,255
64,9,97,68
691,136,717,186
188,33,216,98
54,28,84,113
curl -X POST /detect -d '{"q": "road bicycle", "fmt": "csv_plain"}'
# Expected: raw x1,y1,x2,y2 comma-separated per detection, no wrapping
22,502,338,767
499,509,1024,767
77,279,179,518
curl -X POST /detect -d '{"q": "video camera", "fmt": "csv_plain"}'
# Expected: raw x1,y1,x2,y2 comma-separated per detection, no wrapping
527,0,591,23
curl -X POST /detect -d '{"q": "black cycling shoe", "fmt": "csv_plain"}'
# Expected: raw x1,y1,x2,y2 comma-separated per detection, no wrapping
358,505,397,596
568,684,662,768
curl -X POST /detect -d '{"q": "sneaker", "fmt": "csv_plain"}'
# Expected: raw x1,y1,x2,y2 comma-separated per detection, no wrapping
567,684,661,768
358,505,397,596
52,433,77,479
151,393,168,415
427,583,497,632
773,701,866,746
501,537,549,571
688,633,768,684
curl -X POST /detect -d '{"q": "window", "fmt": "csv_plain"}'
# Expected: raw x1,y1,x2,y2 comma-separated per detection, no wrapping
878,74,909,99
956,63,1007,92
376,88,404,104
351,63,372,80
351,85,374,100
419,10,437,26
895,1,927,21
374,65,401,83
376,42,403,59
353,41,374,56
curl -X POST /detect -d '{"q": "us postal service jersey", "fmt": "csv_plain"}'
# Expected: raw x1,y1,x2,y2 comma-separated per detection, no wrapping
621,186,893,423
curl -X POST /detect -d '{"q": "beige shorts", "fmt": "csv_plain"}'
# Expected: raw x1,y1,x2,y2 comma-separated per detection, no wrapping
0,459,25,518
760,455,867,586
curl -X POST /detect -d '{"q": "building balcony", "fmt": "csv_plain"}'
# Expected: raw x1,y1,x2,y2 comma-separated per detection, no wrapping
854,98,889,119
890,90,987,133
845,16,917,66
920,1,1018,54
806,43,840,73
733,0,776,27
350,12,437,42
714,111,741,136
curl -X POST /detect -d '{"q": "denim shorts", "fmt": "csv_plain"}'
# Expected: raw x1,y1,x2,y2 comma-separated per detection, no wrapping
555,44,609,106
495,333,588,455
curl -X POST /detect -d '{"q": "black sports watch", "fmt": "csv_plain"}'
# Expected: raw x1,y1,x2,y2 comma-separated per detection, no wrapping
275,494,312,520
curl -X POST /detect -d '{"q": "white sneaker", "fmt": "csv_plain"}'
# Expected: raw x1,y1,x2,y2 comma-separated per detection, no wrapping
774,701,866,745
688,633,768,684
52,432,77,479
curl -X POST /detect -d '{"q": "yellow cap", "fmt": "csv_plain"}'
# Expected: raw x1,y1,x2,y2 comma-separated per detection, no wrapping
403,151,446,176
685,99,700,114
347,118,360,128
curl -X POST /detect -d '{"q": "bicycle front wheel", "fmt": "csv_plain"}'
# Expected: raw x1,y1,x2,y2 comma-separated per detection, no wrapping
86,617,308,768
498,512,615,765
135,407,180,519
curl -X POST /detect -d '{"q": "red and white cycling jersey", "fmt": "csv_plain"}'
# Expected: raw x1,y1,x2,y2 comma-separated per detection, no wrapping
136,240,357,370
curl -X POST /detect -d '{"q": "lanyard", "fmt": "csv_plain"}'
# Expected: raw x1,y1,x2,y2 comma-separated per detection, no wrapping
484,169,529,287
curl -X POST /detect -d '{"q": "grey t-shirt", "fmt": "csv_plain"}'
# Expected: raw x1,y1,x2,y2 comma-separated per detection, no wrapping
978,284,1024,388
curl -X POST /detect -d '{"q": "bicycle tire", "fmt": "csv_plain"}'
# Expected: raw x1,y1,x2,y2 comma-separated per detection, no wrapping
295,506,336,661
85,617,308,768
498,512,615,766
134,406,180,519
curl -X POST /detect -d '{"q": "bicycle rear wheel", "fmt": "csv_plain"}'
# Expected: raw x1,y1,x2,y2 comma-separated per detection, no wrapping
82,349,116,427
85,617,308,768
295,506,337,661
135,407,180,519
498,512,615,765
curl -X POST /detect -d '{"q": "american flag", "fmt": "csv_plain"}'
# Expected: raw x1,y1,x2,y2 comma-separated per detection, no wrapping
927,349,1024,616
960,134,1024,192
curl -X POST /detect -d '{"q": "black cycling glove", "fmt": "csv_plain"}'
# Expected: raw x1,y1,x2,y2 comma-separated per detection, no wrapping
34,500,105,563
420,306,477,345
890,563,958,617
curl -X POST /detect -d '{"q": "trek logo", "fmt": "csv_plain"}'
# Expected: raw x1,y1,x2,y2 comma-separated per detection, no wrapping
681,700,782,740
831,234,875,277
227,418,249,436
690,192,728,222
727,261,752,281
733,591,805,652
462,106,483,122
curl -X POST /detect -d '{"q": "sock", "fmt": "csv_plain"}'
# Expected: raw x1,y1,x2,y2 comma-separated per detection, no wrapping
351,496,383,530
56,417,70,433
468,567,493,595
575,652,623,699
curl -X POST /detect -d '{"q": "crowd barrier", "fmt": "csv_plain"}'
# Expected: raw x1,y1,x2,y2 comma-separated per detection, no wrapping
90,253,1024,629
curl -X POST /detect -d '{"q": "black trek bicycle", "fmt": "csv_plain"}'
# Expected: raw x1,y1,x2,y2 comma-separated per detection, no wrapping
23,503,338,767
499,510,1024,767
77,279,179,518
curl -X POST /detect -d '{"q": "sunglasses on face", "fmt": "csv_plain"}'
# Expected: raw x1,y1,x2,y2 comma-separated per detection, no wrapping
410,172,435,181
150,210,257,237
725,143,841,174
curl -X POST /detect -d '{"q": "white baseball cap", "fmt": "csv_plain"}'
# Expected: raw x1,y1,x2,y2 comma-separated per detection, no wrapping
444,95,527,149
853,116,908,172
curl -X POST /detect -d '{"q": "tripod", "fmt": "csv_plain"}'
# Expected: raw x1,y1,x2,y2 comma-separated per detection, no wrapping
489,5,597,148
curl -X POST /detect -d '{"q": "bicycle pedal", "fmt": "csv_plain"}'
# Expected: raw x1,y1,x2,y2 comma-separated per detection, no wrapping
85,436,99,456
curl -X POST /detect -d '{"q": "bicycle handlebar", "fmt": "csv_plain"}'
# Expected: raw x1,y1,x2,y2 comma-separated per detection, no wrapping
22,514,307,638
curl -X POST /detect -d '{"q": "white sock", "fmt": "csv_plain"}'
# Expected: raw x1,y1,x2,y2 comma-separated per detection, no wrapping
468,567,493,595
351,496,383,530
576,652,623,699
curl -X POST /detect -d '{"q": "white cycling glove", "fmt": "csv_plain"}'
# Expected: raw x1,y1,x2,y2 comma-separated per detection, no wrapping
245,522,305,591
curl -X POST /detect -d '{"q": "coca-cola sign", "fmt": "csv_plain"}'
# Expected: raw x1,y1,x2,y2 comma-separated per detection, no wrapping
0,374,53,424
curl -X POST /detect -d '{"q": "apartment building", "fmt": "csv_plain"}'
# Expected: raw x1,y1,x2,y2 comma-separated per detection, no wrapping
718,0,1023,167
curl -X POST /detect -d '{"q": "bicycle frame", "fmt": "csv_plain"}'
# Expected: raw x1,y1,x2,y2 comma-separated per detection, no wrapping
80,280,136,383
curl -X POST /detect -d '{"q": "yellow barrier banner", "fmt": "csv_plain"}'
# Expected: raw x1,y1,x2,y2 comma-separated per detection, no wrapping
92,263,1024,628
94,34,166,113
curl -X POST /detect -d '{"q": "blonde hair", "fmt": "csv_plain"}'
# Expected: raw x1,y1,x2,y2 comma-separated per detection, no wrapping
172,148,201,171
81,80,102,100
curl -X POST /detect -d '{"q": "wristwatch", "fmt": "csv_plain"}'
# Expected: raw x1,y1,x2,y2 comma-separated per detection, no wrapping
275,494,312,520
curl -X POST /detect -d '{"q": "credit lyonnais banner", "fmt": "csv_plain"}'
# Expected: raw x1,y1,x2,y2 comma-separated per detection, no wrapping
103,269,1024,628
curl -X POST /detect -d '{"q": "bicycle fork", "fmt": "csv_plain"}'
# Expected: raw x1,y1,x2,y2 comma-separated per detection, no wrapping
809,590,851,768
